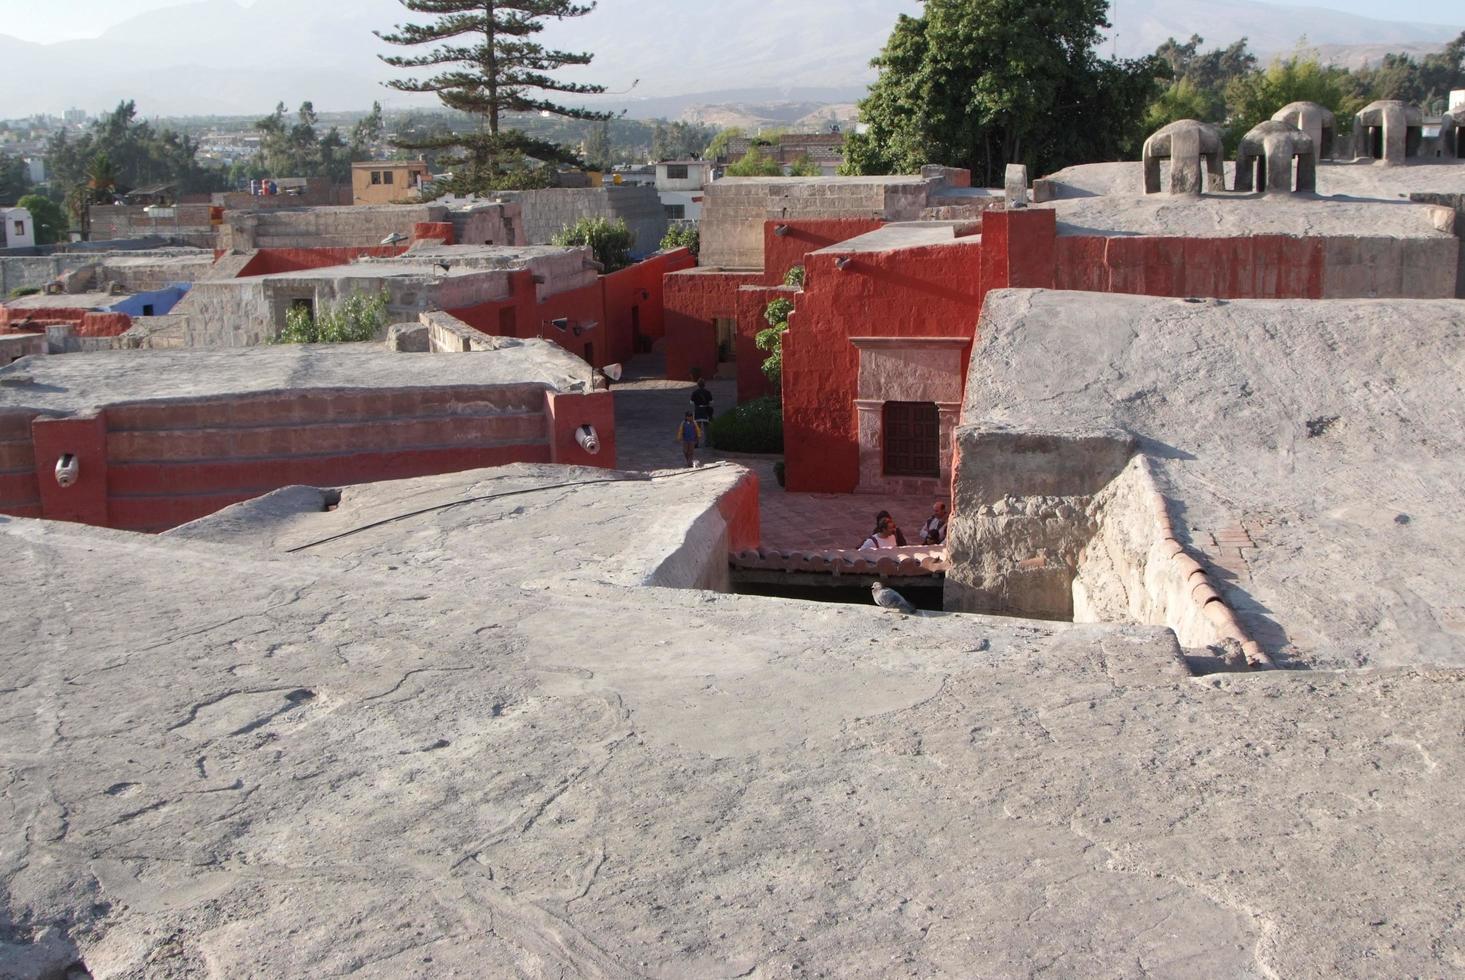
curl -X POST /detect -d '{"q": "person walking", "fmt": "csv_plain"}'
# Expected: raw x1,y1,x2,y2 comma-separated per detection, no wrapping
675,411,703,467
691,378,715,424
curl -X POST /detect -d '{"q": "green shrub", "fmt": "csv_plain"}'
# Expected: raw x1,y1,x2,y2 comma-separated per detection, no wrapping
783,265,804,288
756,297,794,383
706,396,784,454
661,223,699,257
553,216,634,272
7,286,40,298
725,146,783,177
273,290,389,344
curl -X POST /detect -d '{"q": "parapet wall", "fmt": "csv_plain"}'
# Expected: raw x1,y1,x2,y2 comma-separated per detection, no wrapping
0,375,617,532
89,205,218,249
491,186,668,255
700,179,935,270
220,205,446,251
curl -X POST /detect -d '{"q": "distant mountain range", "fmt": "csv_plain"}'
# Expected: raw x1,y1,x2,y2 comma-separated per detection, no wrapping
0,0,1458,119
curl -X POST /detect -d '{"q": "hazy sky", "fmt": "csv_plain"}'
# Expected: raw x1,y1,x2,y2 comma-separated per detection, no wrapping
1,0,1461,44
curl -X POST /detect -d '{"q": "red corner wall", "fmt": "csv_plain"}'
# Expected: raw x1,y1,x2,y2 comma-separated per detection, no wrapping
781,239,983,494
545,389,617,468
761,218,885,287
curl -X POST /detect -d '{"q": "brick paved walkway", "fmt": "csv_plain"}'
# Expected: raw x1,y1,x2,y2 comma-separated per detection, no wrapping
613,356,948,552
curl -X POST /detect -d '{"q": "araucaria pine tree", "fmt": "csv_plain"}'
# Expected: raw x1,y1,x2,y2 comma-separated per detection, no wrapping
377,1,610,192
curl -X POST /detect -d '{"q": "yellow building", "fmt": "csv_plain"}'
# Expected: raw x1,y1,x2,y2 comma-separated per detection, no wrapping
351,161,431,205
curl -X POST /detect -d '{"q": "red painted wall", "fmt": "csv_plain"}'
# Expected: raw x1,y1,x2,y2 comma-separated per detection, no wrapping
77,312,133,338
449,270,605,367
1,306,99,329
663,269,762,382
735,284,791,402
761,219,885,287
0,411,41,519
715,467,761,552
234,246,407,278
602,248,696,361
448,250,694,370
781,238,984,494
0,383,619,533
545,390,617,468
1053,234,1325,298
32,414,108,525
413,221,455,245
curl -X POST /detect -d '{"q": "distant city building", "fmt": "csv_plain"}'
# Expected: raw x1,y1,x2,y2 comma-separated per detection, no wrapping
607,166,656,188
351,160,431,205
0,208,35,249
63,108,88,126
716,132,846,175
655,160,714,222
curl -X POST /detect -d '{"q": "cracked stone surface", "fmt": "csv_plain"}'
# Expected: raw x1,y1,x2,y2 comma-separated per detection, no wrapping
2,462,1465,977
0,339,596,417
965,290,1465,671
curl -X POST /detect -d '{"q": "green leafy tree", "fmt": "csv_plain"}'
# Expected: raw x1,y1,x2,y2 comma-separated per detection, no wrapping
1142,78,1215,132
17,194,67,244
1151,35,1257,122
377,0,611,191
87,153,120,203
1352,31,1465,112
787,153,822,177
350,102,386,158
45,101,223,198
725,146,783,177
783,265,805,288
553,216,634,272
583,120,612,170
0,153,31,204
843,0,1166,184
756,297,794,383
651,120,713,161
1224,56,1363,150
660,223,699,257
274,291,390,344
704,127,744,162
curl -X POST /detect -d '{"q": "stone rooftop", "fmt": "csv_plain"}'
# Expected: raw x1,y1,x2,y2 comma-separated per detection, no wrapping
392,243,591,268
1041,192,1454,239
1041,158,1465,201
0,340,597,415
812,223,973,254
3,464,1464,976
963,289,1465,670
3,291,120,311
170,462,758,591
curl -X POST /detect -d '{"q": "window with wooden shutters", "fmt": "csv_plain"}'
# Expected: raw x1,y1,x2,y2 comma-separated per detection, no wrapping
882,401,940,477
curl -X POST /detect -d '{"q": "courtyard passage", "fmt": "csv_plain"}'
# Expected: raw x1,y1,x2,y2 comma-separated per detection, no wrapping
612,357,948,553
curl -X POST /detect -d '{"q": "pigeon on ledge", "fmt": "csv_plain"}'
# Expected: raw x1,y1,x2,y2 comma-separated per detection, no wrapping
871,580,917,615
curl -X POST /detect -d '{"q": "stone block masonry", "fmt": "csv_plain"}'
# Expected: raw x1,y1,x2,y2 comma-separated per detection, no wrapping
491,186,668,255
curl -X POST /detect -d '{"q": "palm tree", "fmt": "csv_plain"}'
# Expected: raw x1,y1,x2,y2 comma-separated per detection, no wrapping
87,152,120,203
